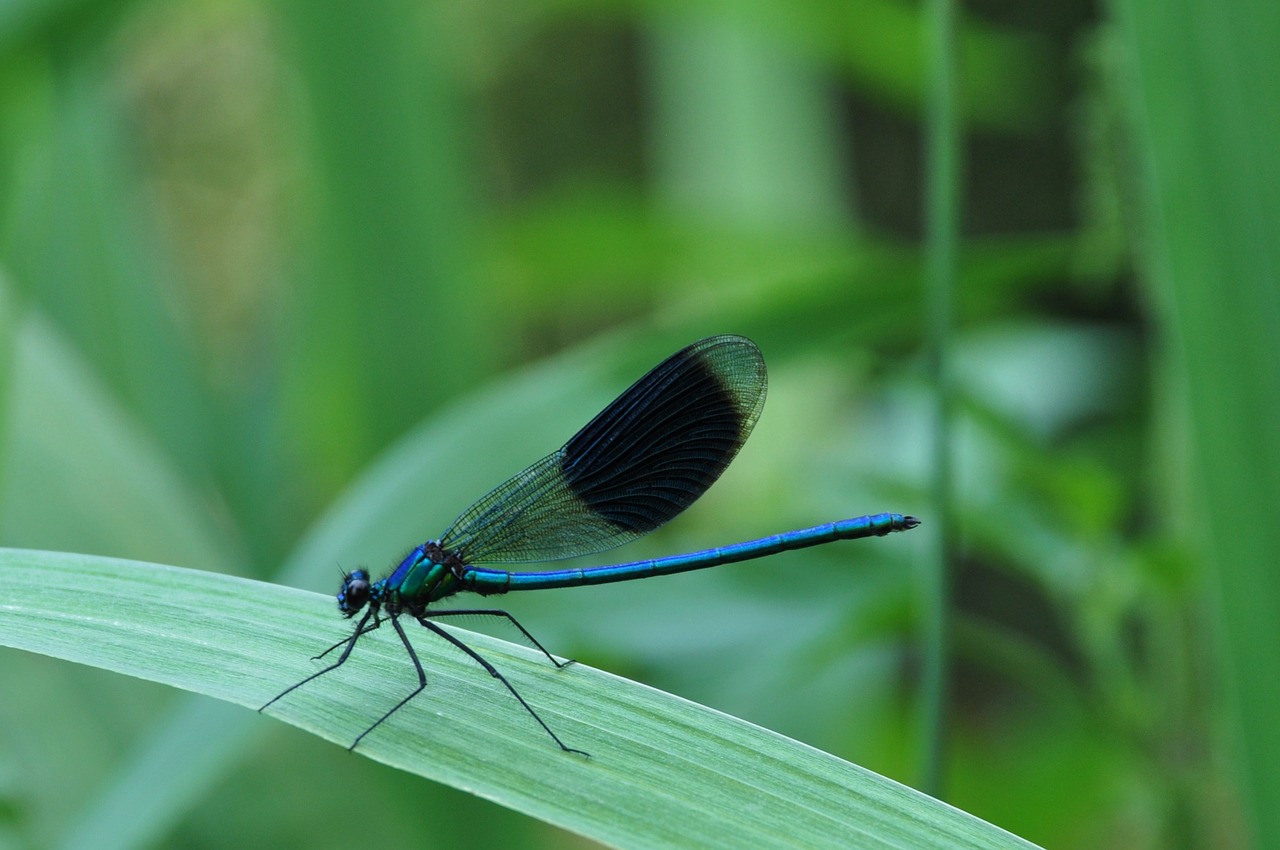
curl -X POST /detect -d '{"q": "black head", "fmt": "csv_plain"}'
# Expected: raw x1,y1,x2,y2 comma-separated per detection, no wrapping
337,569,372,617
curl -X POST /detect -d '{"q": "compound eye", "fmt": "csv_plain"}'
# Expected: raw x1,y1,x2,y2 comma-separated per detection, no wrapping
337,569,371,616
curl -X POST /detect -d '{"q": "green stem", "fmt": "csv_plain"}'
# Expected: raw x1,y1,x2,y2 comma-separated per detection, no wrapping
921,0,960,799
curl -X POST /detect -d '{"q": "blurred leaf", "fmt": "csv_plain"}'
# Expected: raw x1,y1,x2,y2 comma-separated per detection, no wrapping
0,311,235,571
1113,0,1280,844
0,549,1041,850
274,0,496,497
0,0,124,58
0,48,214,484
493,187,1080,342
647,14,851,228
514,0,1051,131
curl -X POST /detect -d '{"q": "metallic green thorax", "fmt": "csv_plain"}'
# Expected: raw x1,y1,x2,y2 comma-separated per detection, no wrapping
380,542,466,607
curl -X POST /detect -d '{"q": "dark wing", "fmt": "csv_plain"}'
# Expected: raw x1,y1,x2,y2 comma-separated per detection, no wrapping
439,335,767,564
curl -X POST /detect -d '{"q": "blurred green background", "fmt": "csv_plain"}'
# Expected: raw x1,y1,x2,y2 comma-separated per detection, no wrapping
1,0,1278,848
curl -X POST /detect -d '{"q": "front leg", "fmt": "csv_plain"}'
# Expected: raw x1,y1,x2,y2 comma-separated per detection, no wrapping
347,613,429,751
314,610,383,661
260,608,376,712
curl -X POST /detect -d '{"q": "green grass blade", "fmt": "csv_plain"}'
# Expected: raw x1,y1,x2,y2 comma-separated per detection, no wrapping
0,313,233,569
0,549,1039,850
1113,0,1280,843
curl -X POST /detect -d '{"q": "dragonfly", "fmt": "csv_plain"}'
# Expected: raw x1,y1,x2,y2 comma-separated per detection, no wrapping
260,335,918,755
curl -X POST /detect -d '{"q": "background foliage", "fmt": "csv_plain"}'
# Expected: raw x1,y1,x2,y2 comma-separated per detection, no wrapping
0,0,1276,848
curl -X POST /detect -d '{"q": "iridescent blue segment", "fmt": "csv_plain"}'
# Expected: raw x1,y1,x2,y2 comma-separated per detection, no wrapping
440,335,767,564
461,513,918,593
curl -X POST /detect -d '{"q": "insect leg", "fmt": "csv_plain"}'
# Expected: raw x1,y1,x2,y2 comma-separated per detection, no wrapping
416,616,588,757
421,608,572,668
260,608,377,712
348,613,429,751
